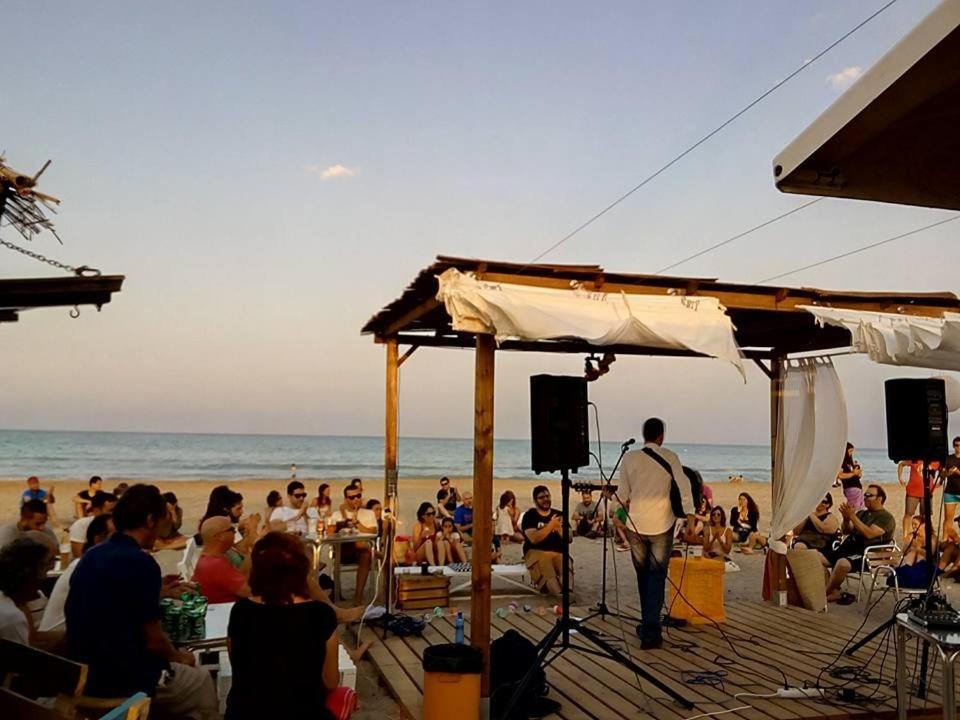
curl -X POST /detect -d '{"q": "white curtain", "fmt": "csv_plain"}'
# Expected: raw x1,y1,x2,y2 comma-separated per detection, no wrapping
802,305,960,371
436,268,745,379
769,357,848,542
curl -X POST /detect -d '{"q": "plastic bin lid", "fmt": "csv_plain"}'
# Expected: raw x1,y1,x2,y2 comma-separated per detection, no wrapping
422,643,483,674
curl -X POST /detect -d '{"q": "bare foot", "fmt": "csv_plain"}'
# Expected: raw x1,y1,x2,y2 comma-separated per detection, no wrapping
740,547,755,555
346,639,373,663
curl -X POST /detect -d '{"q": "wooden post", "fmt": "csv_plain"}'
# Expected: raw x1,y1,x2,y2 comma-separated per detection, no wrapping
471,334,495,699
384,339,399,612
769,354,788,602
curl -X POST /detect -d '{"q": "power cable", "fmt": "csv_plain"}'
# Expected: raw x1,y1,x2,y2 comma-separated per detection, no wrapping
656,198,825,274
754,214,960,284
523,0,900,268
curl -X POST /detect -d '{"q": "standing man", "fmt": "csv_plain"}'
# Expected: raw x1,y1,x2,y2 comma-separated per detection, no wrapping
618,418,695,649
66,484,217,717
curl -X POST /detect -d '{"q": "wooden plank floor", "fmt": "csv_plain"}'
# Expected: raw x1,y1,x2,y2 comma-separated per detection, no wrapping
356,600,955,719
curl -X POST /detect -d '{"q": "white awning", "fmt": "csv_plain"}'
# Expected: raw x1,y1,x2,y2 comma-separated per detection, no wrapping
436,268,745,378
802,305,960,371
773,0,960,210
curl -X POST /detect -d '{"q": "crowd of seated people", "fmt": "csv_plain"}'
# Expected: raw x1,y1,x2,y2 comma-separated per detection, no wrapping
0,478,369,719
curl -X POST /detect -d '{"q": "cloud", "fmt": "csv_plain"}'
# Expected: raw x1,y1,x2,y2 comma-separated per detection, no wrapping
304,163,357,180
826,66,863,91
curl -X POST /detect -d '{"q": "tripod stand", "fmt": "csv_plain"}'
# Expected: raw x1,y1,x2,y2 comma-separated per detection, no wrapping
582,440,639,624
499,466,694,718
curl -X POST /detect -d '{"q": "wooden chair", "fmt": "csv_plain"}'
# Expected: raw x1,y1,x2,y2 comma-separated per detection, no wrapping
0,638,86,717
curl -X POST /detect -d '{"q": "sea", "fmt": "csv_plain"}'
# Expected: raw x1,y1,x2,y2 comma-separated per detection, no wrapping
0,429,903,486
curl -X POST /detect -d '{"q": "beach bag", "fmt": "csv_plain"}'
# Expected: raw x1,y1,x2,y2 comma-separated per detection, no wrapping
490,630,558,719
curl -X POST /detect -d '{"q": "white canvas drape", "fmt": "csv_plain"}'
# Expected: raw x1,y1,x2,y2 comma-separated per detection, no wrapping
770,357,848,542
802,305,960,371
436,268,745,379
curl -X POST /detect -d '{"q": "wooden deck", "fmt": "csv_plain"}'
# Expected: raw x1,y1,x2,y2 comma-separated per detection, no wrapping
358,600,956,719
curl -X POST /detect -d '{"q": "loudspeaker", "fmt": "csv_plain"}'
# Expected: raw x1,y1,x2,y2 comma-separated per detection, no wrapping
884,378,948,462
530,374,589,474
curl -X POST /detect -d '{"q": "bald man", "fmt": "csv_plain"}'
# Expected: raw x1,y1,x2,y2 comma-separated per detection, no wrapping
192,516,250,603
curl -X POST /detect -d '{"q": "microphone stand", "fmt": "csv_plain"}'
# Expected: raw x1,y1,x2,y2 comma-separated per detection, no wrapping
583,440,638,623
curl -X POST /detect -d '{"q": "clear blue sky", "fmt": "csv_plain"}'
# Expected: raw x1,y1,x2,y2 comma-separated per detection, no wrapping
1,0,953,446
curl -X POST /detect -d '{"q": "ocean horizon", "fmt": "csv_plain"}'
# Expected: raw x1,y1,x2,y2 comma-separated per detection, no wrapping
0,429,901,486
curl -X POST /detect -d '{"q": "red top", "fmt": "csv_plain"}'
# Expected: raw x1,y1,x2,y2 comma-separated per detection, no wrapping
192,554,246,603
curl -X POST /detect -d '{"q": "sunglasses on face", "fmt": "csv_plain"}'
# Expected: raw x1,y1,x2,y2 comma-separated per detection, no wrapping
293,493,307,499
424,511,435,516
346,493,362,500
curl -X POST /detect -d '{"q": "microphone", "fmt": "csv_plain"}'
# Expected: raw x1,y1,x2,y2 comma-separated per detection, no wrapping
622,438,636,450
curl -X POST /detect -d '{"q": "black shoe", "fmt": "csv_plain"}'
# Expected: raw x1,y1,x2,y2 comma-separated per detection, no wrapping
640,637,663,650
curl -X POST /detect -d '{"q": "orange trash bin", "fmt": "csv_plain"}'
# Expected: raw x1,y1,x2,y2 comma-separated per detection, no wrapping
423,643,482,720
667,556,726,624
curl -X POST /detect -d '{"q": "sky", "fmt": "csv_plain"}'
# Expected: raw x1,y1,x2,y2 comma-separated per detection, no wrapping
1,0,955,446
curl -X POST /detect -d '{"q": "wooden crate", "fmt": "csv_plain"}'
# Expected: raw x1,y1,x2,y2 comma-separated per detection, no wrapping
396,575,450,610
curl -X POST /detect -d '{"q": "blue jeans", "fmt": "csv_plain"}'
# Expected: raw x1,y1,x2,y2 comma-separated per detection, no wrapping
625,528,674,642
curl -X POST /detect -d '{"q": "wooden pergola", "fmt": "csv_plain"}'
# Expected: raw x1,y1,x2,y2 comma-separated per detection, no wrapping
362,255,960,703
0,274,125,324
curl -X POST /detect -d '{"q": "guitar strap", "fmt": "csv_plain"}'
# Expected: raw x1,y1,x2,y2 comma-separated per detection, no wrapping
642,446,688,519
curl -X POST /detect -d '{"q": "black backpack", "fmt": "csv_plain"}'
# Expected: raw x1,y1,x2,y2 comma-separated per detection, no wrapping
490,629,559,719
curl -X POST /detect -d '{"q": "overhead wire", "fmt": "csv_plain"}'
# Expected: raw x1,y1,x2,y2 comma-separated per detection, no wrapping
754,213,960,284
522,0,900,268
656,198,825,274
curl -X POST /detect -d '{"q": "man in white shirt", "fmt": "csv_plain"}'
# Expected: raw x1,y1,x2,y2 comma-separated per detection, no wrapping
271,481,310,535
328,485,376,605
69,492,117,558
0,537,54,644
618,417,695,649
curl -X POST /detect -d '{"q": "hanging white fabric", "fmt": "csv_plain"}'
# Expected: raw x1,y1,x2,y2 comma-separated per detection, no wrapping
436,268,745,379
801,305,960,371
769,357,848,543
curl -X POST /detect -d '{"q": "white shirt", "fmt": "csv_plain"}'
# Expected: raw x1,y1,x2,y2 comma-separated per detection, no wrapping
39,558,79,633
618,442,694,536
0,590,28,644
69,516,94,544
272,506,308,535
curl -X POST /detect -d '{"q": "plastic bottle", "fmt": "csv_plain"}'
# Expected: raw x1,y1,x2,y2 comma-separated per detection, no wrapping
454,611,465,644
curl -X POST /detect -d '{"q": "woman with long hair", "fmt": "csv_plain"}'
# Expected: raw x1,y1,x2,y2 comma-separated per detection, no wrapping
837,442,864,510
412,501,440,565
731,492,761,553
704,507,733,559
495,490,524,544
225,532,356,719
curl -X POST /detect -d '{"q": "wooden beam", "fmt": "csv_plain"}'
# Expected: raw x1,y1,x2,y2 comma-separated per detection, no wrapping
474,270,956,317
751,358,773,380
397,345,418,367
0,275,124,310
471,334,495,698
381,297,440,337
384,340,399,613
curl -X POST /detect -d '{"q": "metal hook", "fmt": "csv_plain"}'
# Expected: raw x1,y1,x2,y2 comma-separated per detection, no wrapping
69,305,80,319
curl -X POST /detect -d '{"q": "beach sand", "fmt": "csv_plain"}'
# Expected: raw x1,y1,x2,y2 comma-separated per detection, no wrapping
2,476,950,719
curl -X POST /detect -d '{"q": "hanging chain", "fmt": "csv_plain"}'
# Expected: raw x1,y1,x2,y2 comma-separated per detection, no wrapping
0,236,100,276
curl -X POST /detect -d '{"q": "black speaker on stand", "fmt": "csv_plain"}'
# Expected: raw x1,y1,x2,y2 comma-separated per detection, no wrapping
846,378,949,700
498,375,694,718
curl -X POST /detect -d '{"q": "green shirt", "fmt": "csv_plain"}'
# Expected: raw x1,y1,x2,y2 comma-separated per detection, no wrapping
857,508,896,545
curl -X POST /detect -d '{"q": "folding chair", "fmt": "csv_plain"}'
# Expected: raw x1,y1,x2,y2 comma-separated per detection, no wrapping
846,542,899,605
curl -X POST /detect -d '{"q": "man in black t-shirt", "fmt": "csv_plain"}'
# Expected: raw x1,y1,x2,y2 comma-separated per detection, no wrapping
521,485,570,595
